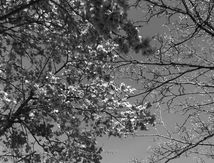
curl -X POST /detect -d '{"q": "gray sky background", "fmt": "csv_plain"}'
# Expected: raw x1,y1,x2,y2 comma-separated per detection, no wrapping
98,9,163,163
98,7,214,163
95,9,159,163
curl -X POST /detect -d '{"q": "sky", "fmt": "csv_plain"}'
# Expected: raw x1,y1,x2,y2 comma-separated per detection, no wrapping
1,2,213,163
96,9,158,163
97,8,161,163
99,135,153,163
99,120,214,163
96,6,214,163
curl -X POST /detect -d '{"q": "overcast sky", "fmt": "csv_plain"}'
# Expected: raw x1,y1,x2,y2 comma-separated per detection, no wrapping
98,7,214,163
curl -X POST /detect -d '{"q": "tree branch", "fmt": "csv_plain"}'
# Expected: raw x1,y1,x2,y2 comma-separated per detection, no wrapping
0,90,34,136
0,0,43,21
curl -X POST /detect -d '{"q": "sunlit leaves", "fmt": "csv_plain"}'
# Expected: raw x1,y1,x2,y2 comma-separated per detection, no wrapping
0,0,155,162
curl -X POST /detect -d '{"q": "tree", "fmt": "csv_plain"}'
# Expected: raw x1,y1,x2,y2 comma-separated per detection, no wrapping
0,0,156,162
117,0,214,163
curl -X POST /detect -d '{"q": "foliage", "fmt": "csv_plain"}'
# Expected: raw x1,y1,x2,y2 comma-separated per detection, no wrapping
0,0,155,162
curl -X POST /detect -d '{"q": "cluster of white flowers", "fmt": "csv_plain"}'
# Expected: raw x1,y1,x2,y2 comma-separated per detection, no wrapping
0,91,17,104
